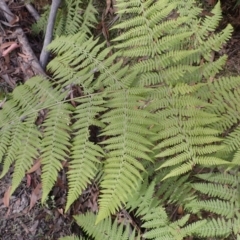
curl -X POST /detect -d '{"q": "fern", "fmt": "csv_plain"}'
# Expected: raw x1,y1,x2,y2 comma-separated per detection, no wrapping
2,0,240,238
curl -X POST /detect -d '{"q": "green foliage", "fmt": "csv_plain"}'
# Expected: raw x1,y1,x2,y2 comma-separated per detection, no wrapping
236,0,240,7
32,0,97,36
2,0,240,239
73,212,140,240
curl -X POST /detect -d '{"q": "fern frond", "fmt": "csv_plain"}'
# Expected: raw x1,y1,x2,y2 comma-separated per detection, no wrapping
41,103,72,202
143,213,206,240
81,0,97,34
187,199,235,219
226,127,240,152
74,212,140,240
126,179,161,215
0,84,42,186
233,217,240,235
47,32,100,90
149,85,227,179
62,0,84,35
203,76,240,132
192,182,236,201
200,25,233,60
66,95,105,211
25,76,65,105
97,90,154,223
157,174,193,205
125,178,175,239
47,34,129,91
0,96,24,168
31,5,50,35
196,1,223,39
201,55,227,78
32,0,97,36
195,172,239,187
180,220,207,239
0,121,25,179
11,120,40,194
193,218,232,238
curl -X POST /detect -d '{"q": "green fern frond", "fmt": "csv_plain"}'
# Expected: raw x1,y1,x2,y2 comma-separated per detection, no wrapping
201,55,227,78
114,0,177,28
47,32,100,90
195,172,239,187
125,179,175,239
47,34,129,91
0,125,12,165
126,178,206,240
81,0,98,34
41,103,72,202
0,121,26,179
196,2,222,39
171,0,202,17
200,25,233,58
31,5,50,35
187,199,235,219
74,212,140,240
149,85,228,179
226,127,240,152
126,179,160,215
66,95,105,211
233,217,240,235
0,98,24,168
11,122,40,194
24,76,65,106
161,163,194,180
157,175,193,205
97,90,154,223
232,148,240,165
202,76,240,133
62,0,84,35
179,220,207,239
194,218,232,238
143,213,206,240
0,84,42,184
192,182,236,201
32,0,97,36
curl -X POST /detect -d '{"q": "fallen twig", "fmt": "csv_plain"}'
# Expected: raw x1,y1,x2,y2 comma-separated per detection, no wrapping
0,0,15,23
0,0,47,78
24,3,40,21
2,42,20,57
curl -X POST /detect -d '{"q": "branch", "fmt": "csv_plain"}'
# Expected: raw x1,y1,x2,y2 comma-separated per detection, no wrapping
2,42,20,57
25,3,40,21
39,0,62,69
0,0,46,78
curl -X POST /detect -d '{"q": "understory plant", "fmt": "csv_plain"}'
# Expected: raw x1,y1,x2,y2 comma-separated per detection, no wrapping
1,0,240,239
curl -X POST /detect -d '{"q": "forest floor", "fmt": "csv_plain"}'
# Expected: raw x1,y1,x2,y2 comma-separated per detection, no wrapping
0,0,240,239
